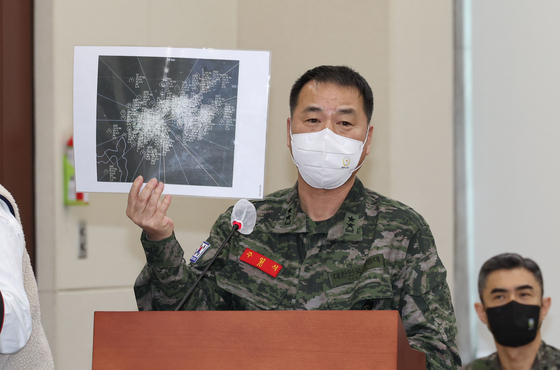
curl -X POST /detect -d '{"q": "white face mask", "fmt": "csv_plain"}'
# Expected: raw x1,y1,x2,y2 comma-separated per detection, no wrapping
290,126,368,189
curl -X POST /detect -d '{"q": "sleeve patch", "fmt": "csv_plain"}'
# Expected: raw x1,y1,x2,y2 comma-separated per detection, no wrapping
190,241,210,264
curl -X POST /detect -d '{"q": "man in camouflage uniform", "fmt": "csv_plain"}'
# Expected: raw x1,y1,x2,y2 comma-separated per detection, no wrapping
127,65,461,369
463,253,560,370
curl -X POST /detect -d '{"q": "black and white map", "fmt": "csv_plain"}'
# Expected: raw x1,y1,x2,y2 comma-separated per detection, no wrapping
74,46,269,198
96,56,239,187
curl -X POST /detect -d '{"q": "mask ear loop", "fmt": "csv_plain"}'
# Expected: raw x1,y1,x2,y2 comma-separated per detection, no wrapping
288,122,300,170
352,124,370,173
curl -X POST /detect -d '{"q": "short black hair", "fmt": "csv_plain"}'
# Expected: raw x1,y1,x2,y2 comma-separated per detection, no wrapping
289,65,374,123
478,253,544,303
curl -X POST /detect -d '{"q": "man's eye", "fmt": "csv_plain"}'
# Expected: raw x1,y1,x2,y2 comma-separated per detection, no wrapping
340,121,352,126
307,118,319,123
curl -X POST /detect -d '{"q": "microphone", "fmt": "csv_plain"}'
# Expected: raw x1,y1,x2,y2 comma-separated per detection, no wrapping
175,199,257,311
230,199,257,235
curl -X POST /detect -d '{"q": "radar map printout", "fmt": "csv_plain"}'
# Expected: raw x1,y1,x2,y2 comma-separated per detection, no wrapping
74,46,269,198
96,56,239,187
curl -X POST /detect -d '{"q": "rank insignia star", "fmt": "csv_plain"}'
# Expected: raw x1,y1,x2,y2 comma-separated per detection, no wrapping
284,206,294,226
344,212,359,235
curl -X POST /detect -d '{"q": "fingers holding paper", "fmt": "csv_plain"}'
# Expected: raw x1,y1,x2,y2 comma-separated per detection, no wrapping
126,176,174,241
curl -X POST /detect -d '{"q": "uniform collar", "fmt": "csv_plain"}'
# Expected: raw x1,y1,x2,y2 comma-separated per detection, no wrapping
536,340,548,365
272,178,366,241
494,340,545,370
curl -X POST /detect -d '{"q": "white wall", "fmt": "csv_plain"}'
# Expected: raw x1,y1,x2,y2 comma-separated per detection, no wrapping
470,0,560,357
34,1,454,368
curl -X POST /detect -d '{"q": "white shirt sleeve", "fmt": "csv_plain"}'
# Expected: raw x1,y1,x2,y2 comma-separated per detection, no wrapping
0,201,32,353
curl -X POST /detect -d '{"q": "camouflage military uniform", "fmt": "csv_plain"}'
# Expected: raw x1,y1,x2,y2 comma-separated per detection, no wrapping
462,341,560,370
135,178,461,369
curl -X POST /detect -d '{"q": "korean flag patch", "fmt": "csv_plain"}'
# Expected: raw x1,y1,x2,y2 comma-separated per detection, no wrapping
190,241,210,264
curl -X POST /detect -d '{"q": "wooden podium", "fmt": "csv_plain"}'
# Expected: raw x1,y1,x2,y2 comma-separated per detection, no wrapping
92,310,426,370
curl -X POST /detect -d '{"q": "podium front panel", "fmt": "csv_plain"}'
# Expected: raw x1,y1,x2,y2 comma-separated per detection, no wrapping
92,310,425,370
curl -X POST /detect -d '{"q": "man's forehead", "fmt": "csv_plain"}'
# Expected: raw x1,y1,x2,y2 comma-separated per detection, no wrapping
296,81,364,110
302,80,361,96
484,267,540,294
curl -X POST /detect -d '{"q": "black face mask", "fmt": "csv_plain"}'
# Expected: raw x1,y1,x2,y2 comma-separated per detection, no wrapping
485,300,541,347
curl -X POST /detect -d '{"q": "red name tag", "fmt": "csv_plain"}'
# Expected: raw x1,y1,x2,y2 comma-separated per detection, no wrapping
239,248,283,278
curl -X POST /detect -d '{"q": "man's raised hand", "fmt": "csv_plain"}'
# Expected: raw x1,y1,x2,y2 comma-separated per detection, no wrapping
126,176,174,241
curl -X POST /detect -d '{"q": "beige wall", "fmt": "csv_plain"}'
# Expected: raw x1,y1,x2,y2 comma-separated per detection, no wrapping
35,1,239,368
35,1,453,368
389,1,454,284
237,0,392,195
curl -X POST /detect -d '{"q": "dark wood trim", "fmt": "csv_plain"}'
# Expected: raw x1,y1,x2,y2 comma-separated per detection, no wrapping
0,0,35,267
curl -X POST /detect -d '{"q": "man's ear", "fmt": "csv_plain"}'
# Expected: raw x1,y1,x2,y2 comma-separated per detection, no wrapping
475,302,488,325
364,125,373,156
540,297,552,322
286,117,292,149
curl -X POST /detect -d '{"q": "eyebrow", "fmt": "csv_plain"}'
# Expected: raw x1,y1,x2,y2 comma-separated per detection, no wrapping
302,106,323,114
301,106,358,116
337,107,357,116
490,288,508,295
490,285,534,294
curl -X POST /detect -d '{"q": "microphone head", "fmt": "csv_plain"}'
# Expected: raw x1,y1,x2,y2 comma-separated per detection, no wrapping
230,199,257,235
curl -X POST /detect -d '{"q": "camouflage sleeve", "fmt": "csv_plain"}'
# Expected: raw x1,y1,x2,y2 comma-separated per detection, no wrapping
134,231,193,311
399,224,462,370
134,211,235,311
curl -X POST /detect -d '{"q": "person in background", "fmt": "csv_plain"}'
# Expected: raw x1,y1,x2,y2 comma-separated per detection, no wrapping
0,184,54,369
463,253,560,370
